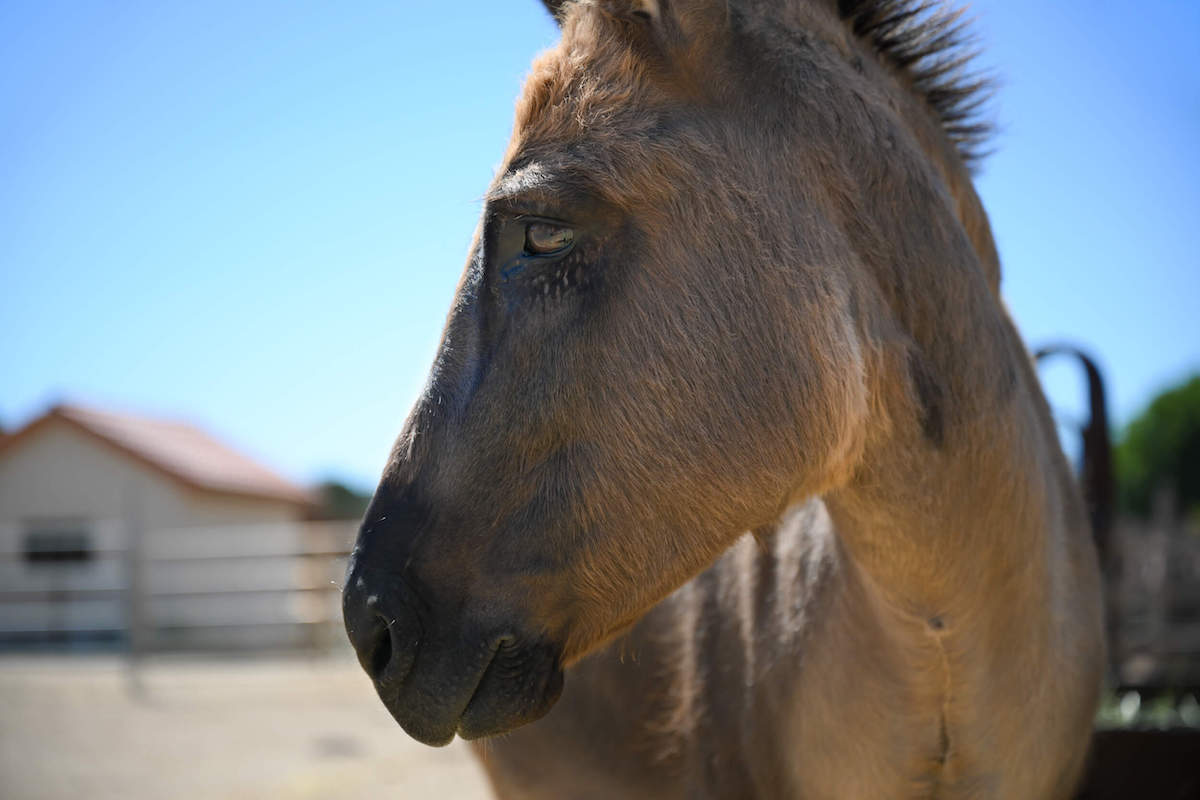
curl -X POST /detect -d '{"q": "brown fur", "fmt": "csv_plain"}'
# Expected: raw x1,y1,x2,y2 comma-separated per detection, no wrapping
342,1,1104,797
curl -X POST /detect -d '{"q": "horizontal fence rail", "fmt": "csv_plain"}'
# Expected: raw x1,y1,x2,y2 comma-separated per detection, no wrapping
0,518,357,652
1113,511,1200,692
3,511,1198,680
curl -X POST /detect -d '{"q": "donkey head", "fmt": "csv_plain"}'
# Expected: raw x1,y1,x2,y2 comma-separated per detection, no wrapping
343,0,966,746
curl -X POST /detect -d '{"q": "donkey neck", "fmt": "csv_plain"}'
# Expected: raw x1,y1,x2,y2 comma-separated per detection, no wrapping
824,346,1067,621
821,167,1070,627
809,293,1103,797
815,161,1082,639
798,20,1077,625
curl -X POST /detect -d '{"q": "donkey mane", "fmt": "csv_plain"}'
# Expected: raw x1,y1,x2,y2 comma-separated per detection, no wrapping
837,0,992,165
540,0,992,166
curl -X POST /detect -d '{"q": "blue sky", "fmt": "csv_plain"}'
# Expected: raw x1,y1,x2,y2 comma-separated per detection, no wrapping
2,0,1197,490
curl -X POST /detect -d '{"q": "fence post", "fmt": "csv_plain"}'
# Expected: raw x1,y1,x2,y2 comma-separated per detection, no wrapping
123,487,148,699
1150,486,1178,680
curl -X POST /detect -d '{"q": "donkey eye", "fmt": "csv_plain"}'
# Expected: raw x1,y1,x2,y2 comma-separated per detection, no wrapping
524,222,574,256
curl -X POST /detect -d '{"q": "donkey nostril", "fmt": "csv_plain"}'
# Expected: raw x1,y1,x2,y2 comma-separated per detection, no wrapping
344,578,419,686
370,626,393,680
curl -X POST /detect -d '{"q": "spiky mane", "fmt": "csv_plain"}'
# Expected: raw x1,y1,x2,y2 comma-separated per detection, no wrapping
539,0,993,166
837,0,992,165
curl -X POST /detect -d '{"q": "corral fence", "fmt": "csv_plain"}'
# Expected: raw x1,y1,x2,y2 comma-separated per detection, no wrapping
1035,345,1200,695
1111,498,1200,693
4,508,1197,684
0,517,356,653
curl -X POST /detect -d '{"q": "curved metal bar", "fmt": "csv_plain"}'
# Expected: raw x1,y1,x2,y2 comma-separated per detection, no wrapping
1035,344,1119,678
1034,344,1114,556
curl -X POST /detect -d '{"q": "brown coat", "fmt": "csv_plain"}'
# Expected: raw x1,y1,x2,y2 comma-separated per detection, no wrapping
342,2,1105,797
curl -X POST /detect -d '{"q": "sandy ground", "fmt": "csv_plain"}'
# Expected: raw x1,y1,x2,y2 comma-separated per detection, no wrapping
0,654,494,800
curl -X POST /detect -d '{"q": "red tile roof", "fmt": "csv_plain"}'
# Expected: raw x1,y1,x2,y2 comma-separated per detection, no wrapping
0,404,314,507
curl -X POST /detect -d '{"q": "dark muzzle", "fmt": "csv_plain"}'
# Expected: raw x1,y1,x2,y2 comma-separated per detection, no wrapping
342,498,564,745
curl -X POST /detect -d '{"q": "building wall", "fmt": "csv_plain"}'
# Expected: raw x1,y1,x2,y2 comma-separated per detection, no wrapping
0,420,301,528
0,419,318,649
0,421,184,530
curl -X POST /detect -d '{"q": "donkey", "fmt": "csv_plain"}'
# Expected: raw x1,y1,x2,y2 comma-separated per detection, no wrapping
343,1,1105,797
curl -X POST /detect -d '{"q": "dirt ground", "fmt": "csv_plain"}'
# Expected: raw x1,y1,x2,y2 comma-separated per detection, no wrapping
0,654,494,800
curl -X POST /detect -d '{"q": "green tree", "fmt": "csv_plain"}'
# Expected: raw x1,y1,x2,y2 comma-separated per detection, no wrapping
312,479,372,521
1116,374,1200,520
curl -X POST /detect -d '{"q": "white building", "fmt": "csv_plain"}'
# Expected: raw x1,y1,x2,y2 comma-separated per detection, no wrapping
0,404,348,650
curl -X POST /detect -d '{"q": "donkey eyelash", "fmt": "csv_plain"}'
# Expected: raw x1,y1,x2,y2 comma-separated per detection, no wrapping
523,257,587,299
499,241,589,301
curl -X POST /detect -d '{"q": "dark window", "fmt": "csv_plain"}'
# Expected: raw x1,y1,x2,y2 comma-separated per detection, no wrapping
23,525,94,566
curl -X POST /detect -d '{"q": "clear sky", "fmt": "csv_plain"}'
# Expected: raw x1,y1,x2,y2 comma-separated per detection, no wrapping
2,0,1197,490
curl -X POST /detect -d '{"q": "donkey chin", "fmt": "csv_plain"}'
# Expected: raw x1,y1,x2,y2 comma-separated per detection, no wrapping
342,560,565,746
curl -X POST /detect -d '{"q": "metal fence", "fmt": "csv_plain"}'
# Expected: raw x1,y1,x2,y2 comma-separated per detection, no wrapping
1112,506,1200,692
4,506,1196,686
0,518,356,652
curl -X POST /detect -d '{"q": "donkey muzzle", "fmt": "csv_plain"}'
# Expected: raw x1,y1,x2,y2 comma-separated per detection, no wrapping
342,554,564,746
